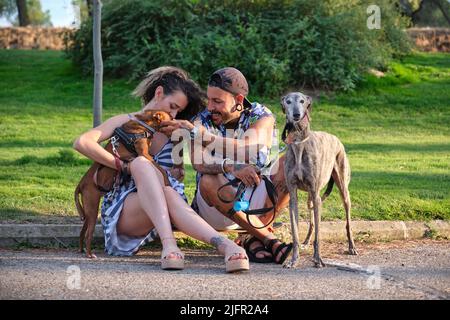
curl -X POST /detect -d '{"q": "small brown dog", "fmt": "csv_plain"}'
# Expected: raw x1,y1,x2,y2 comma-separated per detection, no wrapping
74,110,172,258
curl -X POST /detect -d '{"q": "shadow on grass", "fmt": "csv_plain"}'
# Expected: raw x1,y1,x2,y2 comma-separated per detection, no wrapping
0,208,82,224
347,143,450,153
0,140,73,149
0,149,91,166
352,170,450,193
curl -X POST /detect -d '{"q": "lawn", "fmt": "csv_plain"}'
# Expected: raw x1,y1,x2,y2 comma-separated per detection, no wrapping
0,49,449,223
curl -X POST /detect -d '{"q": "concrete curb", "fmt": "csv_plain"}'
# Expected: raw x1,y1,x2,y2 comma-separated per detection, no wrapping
0,220,448,247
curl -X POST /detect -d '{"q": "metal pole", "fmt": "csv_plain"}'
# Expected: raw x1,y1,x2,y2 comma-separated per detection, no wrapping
92,0,103,127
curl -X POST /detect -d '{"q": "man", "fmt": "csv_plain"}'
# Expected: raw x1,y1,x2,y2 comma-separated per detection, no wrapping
162,67,292,264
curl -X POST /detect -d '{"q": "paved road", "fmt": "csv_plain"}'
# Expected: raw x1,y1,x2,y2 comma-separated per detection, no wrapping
0,240,449,300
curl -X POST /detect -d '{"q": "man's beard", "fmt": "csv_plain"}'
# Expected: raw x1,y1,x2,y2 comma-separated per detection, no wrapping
210,111,225,125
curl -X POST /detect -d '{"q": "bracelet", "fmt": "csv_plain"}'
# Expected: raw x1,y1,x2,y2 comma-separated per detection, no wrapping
221,158,231,175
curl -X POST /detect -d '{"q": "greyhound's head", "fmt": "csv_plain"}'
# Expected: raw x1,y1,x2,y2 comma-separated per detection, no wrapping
281,92,312,127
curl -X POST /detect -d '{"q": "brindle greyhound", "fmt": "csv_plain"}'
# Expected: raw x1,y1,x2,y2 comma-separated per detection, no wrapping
281,92,358,268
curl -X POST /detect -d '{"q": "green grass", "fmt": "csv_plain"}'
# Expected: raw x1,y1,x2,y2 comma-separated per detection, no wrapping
0,50,449,223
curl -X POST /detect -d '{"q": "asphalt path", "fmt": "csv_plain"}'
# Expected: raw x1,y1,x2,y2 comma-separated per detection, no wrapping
0,239,449,300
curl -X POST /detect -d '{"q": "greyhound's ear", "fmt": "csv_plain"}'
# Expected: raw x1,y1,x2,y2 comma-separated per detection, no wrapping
306,96,312,112
280,95,286,114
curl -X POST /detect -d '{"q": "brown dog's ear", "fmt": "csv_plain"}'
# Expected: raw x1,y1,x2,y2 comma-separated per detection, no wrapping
136,110,154,122
153,111,170,123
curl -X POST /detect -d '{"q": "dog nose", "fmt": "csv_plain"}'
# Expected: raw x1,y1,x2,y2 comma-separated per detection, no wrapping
293,113,301,120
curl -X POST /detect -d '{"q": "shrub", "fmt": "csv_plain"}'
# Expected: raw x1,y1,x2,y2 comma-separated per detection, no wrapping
66,0,411,95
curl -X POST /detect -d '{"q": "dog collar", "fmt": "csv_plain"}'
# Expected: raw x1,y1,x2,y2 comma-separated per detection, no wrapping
294,136,310,144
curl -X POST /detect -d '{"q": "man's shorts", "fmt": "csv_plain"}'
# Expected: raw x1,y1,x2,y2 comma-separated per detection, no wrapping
195,176,270,231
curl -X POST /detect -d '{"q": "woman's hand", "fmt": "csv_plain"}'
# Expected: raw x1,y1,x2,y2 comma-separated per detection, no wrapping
160,119,194,137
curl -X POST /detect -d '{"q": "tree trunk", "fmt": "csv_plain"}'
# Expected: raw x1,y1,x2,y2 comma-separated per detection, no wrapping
411,0,426,25
92,0,103,127
16,0,30,26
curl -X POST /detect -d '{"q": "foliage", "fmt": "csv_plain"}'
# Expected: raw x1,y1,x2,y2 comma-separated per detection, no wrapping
0,50,449,222
66,0,412,95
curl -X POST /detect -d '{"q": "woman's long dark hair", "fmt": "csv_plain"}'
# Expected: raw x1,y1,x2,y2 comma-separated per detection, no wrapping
132,66,206,121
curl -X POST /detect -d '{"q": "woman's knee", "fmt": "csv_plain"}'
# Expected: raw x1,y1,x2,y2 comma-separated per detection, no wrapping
130,156,164,184
130,156,151,173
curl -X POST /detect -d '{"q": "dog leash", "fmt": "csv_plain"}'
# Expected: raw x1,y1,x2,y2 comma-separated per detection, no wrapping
217,175,278,229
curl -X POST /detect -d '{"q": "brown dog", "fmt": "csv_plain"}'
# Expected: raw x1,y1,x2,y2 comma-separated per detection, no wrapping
74,110,172,258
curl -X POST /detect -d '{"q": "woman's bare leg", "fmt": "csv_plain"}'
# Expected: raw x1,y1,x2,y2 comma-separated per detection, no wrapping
117,156,182,261
162,186,246,262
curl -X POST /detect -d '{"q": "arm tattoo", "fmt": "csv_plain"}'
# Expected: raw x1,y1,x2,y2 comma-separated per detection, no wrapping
195,163,223,175
232,163,247,171
210,236,227,250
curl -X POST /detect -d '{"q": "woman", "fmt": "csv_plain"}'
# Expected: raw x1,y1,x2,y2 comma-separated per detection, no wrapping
73,66,248,272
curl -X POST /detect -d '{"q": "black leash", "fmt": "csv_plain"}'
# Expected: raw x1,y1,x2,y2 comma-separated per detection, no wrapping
217,175,278,230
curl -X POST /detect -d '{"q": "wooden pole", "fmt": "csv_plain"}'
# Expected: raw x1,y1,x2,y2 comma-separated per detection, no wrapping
92,0,103,127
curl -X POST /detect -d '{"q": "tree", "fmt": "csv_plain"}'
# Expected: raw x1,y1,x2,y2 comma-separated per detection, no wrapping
0,0,15,16
27,0,51,26
0,0,52,26
430,0,450,25
399,0,450,26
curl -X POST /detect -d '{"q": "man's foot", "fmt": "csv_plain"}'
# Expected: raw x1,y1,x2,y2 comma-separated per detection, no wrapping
241,235,273,263
266,239,293,264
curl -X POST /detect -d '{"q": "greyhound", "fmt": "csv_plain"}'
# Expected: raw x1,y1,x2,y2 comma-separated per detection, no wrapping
281,92,358,268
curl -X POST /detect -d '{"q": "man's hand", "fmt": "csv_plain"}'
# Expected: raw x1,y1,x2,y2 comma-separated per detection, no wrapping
159,120,194,137
170,167,185,182
230,164,261,187
285,132,294,144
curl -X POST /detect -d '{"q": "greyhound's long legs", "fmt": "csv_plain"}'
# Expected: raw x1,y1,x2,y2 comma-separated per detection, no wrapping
284,186,301,268
312,192,325,268
302,195,314,246
332,165,358,255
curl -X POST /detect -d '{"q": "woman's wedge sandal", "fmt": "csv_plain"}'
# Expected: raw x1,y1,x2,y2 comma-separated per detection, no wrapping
161,250,185,270
243,236,274,263
266,239,293,265
225,250,250,273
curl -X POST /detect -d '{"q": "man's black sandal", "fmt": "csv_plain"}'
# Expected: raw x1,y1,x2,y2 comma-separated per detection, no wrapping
243,236,273,263
266,239,293,264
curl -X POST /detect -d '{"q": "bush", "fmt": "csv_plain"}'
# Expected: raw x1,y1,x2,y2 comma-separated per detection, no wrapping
66,0,411,95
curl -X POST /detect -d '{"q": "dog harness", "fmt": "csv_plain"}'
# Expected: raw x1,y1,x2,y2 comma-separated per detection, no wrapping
111,114,157,156
96,114,158,195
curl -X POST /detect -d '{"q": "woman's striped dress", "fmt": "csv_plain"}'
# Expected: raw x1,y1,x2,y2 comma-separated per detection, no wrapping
100,140,186,256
